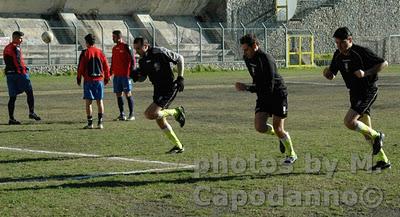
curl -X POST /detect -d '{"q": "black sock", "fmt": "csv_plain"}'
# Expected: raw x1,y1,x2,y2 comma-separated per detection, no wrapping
98,113,103,124
87,116,93,126
117,97,124,115
126,96,134,116
8,96,17,120
26,90,35,114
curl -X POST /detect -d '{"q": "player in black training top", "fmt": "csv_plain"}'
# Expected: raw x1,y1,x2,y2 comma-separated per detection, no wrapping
235,34,297,164
323,27,390,170
132,37,186,154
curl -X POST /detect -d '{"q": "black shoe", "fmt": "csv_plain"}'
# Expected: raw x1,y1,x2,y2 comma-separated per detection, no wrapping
283,155,298,165
8,119,21,125
83,124,94,129
371,161,391,171
166,146,185,154
372,132,384,155
175,106,186,128
29,113,41,121
279,140,285,154
114,114,126,121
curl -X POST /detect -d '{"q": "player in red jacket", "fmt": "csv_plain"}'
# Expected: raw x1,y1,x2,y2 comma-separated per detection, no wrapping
77,34,110,129
111,30,136,121
3,31,41,125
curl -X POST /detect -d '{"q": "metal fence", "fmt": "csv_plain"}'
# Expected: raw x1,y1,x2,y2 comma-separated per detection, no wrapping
0,20,398,67
0,21,287,66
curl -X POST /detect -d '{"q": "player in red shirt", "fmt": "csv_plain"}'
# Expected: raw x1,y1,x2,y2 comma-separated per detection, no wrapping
3,31,41,125
77,34,110,129
111,30,136,121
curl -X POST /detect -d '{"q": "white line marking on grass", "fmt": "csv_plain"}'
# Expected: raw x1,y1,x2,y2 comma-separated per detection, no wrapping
285,81,340,86
0,146,193,167
0,165,195,185
285,81,400,86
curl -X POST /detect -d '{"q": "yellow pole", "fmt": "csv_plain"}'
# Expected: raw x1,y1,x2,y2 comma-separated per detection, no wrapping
299,36,302,66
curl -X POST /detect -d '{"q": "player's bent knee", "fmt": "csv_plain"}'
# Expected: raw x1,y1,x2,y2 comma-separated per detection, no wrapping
274,126,285,137
144,111,157,120
255,126,265,133
344,118,357,130
254,123,267,133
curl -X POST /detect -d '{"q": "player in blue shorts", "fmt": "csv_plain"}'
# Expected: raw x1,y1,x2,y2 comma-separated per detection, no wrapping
77,34,110,129
3,31,41,125
111,30,136,121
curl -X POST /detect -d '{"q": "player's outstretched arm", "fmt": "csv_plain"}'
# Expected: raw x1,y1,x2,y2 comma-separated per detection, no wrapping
367,60,388,76
235,82,256,92
174,54,185,92
235,82,247,91
323,67,335,80
354,61,388,78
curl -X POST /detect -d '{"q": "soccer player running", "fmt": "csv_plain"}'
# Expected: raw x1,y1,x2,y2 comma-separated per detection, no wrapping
77,34,110,129
323,27,390,170
132,37,186,154
3,31,41,125
236,34,297,164
111,30,136,121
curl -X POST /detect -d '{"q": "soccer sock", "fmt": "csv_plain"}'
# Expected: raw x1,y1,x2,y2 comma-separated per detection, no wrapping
117,96,124,115
358,114,371,127
26,90,35,114
265,123,275,135
98,113,103,124
126,96,134,116
162,123,183,149
87,116,93,126
355,121,379,140
358,115,372,142
157,108,178,119
375,149,389,163
8,96,17,120
280,132,296,157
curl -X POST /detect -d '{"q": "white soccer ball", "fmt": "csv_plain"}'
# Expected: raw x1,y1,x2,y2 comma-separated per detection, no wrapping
41,31,54,44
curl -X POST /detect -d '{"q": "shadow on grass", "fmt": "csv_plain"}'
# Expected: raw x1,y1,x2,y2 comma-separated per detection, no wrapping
2,169,329,192
0,155,105,164
0,120,83,126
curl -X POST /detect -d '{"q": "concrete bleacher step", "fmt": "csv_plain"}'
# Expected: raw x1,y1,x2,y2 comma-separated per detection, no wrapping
184,55,236,63
177,43,221,50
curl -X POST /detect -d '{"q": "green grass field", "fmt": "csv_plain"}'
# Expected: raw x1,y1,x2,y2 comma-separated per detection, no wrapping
0,66,399,216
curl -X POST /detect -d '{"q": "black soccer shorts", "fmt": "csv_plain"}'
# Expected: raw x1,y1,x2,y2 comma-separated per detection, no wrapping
350,89,378,115
153,88,179,109
255,92,288,118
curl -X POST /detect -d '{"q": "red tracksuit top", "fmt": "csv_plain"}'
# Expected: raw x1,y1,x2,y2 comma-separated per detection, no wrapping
111,41,135,77
3,42,27,74
77,45,110,82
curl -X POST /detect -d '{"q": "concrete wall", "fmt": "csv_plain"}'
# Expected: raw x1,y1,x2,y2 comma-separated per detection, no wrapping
226,0,275,28
293,0,400,61
0,0,211,16
0,17,59,45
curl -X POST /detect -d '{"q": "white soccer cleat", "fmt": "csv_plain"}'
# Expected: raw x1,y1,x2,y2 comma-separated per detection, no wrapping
83,124,93,129
97,123,104,129
126,114,135,121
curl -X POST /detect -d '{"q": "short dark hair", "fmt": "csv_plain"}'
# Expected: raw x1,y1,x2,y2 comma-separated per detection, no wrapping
240,34,259,47
12,31,24,39
84,34,96,45
333,27,352,40
112,30,122,37
133,37,149,46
